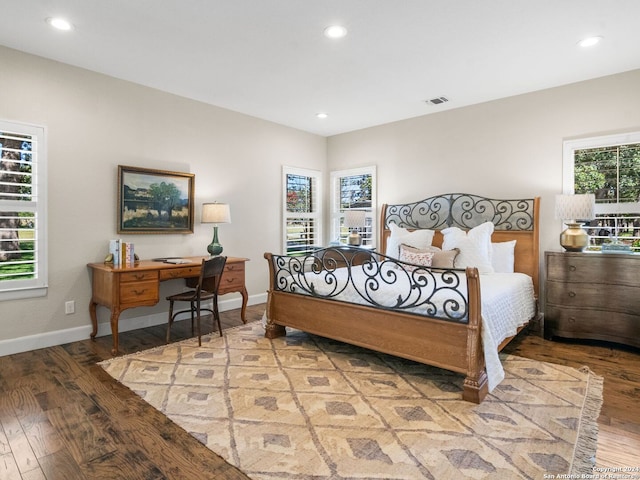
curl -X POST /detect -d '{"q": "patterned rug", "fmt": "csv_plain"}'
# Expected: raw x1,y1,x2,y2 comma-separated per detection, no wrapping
99,322,603,480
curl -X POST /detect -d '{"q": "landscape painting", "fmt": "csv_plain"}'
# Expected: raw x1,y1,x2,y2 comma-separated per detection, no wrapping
117,165,194,234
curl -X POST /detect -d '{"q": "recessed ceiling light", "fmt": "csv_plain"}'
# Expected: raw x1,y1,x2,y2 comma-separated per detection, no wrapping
46,17,73,31
577,36,602,48
323,25,347,39
316,113,328,119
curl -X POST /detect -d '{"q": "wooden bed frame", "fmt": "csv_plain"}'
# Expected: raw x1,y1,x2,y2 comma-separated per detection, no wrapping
264,193,540,403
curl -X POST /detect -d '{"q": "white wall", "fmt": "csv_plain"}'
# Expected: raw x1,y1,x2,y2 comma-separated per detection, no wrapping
0,46,326,353
327,68,640,271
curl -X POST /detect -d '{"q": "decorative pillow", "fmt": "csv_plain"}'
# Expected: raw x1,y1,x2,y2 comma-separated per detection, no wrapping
491,240,516,273
386,223,434,258
400,244,459,269
441,221,495,274
399,245,434,272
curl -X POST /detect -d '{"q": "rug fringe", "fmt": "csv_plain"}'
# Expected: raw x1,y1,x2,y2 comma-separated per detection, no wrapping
571,366,604,475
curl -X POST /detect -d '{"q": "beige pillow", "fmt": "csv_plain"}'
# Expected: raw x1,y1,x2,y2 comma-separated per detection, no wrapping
400,244,460,269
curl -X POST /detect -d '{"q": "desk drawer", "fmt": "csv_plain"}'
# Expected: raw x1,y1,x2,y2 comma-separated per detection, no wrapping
120,271,158,283
219,263,245,293
120,280,159,304
160,266,200,280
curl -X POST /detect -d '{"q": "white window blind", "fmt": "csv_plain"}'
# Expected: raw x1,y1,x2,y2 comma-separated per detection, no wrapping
563,132,640,252
330,166,376,246
0,120,48,299
282,167,322,255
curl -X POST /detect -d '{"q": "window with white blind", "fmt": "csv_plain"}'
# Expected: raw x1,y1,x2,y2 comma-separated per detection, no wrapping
563,132,640,252
282,166,322,255
0,120,48,300
330,166,376,246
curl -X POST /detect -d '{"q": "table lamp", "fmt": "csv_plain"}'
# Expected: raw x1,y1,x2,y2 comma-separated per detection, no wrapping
201,202,231,255
344,210,366,246
554,194,595,252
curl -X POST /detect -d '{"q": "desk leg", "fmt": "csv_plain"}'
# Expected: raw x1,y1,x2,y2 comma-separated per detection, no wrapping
89,300,98,339
89,301,121,355
109,309,121,356
240,287,248,323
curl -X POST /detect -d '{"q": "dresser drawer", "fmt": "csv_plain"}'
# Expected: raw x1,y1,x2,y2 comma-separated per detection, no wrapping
546,252,640,286
120,280,159,304
546,280,639,314
159,265,200,280
545,306,640,348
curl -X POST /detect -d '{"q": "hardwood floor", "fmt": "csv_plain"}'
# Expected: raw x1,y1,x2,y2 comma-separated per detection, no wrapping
1,305,638,479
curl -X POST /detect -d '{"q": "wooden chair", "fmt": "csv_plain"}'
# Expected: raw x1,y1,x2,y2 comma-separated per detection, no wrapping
166,256,227,346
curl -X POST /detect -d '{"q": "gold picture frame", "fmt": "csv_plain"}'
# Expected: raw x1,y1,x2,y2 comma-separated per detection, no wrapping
117,165,195,234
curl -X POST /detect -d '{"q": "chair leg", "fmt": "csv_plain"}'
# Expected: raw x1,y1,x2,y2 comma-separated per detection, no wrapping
166,300,175,343
190,302,196,335
213,296,222,337
196,299,202,347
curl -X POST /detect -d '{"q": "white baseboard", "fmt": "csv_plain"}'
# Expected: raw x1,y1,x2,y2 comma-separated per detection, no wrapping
0,293,267,357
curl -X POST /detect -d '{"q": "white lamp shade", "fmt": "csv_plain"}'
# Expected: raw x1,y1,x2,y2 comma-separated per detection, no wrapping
201,203,231,224
554,194,595,222
343,210,366,228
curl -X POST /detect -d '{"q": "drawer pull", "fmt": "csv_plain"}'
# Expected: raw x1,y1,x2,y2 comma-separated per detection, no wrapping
568,317,576,323
132,289,147,296
568,291,576,298
569,265,576,272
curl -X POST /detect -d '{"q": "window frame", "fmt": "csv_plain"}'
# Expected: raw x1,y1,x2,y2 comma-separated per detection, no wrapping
330,166,377,247
563,131,640,250
282,166,322,255
0,120,48,301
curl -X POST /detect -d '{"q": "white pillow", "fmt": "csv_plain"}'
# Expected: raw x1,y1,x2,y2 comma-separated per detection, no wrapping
385,223,434,258
441,221,494,274
491,240,516,273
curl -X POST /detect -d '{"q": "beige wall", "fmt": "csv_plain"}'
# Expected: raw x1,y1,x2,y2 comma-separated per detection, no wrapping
0,46,326,352
2,42,639,354
327,68,640,269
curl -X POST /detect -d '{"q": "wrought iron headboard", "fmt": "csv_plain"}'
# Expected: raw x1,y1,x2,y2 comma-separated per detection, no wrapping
380,193,540,298
383,193,536,231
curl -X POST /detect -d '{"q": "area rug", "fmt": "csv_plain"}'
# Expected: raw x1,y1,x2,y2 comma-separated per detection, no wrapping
99,322,603,480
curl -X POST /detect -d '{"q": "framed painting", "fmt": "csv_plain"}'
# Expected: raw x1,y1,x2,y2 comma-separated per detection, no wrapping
117,165,195,234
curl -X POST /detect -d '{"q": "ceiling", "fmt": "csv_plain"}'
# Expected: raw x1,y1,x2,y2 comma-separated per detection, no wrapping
1,1,640,137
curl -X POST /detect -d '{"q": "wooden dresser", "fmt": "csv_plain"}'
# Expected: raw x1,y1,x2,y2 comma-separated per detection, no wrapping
544,251,640,348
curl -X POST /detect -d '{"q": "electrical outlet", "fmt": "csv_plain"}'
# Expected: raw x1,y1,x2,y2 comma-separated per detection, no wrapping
65,300,75,314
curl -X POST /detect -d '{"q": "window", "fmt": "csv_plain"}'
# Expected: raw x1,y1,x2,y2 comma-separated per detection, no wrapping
0,120,47,300
283,166,322,255
330,166,376,246
563,132,640,252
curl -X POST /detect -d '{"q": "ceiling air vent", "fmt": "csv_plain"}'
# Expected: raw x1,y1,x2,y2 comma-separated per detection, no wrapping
425,96,449,106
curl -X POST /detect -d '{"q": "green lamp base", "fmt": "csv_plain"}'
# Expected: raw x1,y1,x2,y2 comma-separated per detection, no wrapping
207,226,224,256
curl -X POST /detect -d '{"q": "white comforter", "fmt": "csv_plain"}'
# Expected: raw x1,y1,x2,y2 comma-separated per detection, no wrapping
289,264,536,391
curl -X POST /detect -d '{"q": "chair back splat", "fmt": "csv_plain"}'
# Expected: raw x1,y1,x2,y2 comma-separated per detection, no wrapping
166,256,227,346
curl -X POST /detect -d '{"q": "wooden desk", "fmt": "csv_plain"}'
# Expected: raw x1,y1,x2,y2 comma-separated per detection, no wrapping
88,256,249,355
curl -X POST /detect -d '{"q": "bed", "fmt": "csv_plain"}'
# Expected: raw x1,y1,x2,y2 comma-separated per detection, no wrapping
263,193,540,403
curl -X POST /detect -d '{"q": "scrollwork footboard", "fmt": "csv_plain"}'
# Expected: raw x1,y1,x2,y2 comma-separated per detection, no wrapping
268,247,470,323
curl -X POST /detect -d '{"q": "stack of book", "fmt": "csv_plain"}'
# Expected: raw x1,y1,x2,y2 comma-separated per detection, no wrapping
109,239,136,266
